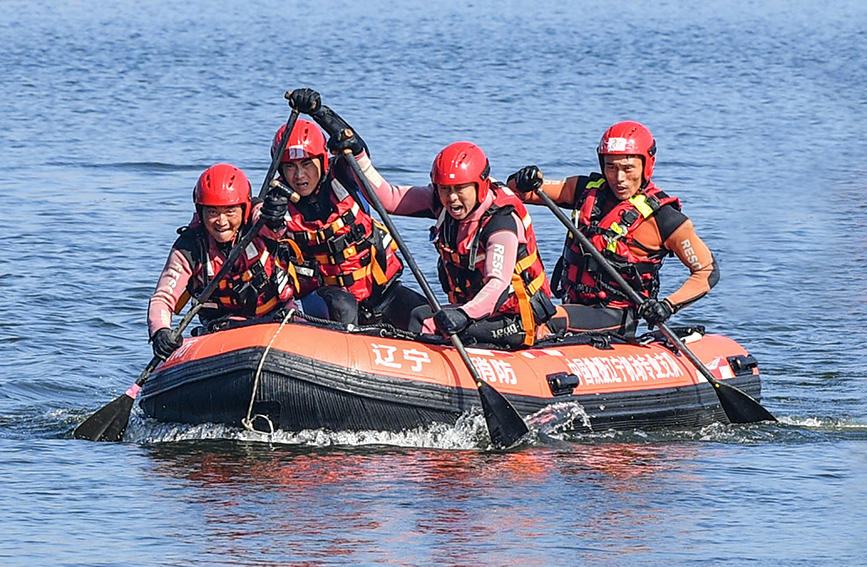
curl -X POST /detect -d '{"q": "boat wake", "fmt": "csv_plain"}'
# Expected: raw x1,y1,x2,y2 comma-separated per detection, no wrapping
125,411,497,450
112,405,867,449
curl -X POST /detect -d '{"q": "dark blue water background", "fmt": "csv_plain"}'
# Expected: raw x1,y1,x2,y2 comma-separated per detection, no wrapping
1,0,865,565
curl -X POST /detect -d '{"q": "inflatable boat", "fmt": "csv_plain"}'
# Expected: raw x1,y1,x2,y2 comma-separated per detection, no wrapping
138,318,763,435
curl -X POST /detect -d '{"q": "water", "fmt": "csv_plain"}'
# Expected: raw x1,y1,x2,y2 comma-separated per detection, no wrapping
1,0,866,564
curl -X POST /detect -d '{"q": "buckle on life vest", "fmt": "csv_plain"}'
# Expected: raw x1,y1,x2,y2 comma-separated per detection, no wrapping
605,226,625,252
321,251,373,287
325,222,368,257
628,193,657,218
322,264,370,288
313,205,360,244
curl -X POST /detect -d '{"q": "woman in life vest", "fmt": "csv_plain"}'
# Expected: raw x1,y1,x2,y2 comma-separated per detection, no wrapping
299,101,556,349
271,96,427,329
510,121,719,336
148,163,301,359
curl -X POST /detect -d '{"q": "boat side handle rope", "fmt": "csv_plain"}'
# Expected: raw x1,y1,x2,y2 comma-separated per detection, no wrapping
242,309,297,435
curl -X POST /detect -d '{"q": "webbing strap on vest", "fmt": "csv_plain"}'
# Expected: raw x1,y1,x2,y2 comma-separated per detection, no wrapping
255,296,279,316
321,250,374,287
512,250,545,347
277,237,304,294
313,241,364,265
174,289,191,315
629,193,657,217
323,263,372,288
510,273,535,347
291,202,360,245
370,221,394,286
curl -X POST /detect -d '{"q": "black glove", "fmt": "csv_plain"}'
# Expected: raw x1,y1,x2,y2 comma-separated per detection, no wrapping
327,129,365,156
260,191,289,229
152,327,183,360
508,165,543,195
433,308,470,335
639,298,673,328
287,88,321,114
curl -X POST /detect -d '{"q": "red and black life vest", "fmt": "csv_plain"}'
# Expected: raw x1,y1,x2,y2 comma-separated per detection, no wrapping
434,186,553,346
175,225,301,321
283,177,402,302
556,174,680,308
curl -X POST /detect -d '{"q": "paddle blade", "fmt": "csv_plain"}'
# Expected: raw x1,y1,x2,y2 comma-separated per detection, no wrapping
477,380,530,448
73,392,135,442
714,381,777,424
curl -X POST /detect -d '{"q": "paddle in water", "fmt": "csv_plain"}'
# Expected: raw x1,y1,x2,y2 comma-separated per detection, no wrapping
74,103,302,442
339,139,529,448
529,178,776,424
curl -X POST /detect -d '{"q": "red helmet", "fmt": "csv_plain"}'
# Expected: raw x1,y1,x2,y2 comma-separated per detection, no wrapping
272,119,329,174
430,141,492,201
597,121,657,183
193,163,252,221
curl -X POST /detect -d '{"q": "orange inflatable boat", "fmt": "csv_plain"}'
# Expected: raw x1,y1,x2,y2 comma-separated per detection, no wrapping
139,320,762,434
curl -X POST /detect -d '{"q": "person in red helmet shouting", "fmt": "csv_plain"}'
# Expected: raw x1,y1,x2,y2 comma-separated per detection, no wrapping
147,163,302,359
269,102,427,329
509,121,719,337
289,89,555,348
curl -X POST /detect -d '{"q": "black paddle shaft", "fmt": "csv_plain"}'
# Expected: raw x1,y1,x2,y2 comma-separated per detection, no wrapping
136,108,302,386
533,187,775,423
132,109,302,387
339,143,529,448
74,104,301,441
260,103,300,198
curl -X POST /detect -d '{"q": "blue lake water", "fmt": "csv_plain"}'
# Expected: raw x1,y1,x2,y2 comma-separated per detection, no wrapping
1,0,865,565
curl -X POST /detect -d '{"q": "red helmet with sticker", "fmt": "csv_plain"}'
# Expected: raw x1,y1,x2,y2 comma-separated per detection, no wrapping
430,141,492,202
193,163,252,221
597,121,657,182
272,119,329,175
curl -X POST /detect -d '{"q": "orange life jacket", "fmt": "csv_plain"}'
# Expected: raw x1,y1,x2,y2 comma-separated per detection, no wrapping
556,175,680,308
283,177,402,303
434,186,553,346
177,225,301,321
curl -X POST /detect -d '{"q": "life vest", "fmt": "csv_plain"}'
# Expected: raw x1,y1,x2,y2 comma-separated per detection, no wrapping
434,185,553,346
556,174,680,308
283,176,402,302
175,225,302,322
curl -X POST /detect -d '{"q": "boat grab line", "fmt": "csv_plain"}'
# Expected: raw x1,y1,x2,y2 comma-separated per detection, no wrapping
242,308,297,435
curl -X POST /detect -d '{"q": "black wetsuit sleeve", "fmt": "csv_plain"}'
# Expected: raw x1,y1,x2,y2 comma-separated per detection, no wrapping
654,204,689,244
480,209,519,240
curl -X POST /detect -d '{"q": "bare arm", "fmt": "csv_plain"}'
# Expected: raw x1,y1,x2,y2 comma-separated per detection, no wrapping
509,175,581,208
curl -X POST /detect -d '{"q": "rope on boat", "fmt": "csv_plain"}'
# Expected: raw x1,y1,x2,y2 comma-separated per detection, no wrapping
241,308,297,435
236,306,657,435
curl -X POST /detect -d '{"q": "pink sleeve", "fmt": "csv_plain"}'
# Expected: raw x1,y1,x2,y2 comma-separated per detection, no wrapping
354,152,436,216
419,229,520,332
461,230,520,320
147,248,194,337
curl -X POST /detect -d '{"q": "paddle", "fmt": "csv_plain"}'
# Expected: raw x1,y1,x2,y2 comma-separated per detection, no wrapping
529,178,776,423
339,138,530,448
74,104,301,442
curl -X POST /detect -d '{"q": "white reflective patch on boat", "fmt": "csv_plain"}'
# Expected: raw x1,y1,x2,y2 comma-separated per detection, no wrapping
465,347,496,356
